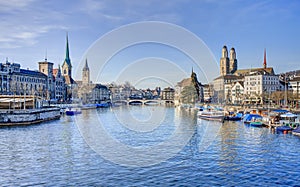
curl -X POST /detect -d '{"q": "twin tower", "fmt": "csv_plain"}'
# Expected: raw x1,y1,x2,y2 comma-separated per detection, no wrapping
220,45,237,76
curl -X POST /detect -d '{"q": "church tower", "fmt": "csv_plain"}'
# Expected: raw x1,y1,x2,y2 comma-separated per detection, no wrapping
38,57,54,99
220,45,229,76
62,33,72,78
82,59,90,84
229,47,237,74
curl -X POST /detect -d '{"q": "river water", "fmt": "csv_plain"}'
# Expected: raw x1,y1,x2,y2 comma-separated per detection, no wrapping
0,106,299,186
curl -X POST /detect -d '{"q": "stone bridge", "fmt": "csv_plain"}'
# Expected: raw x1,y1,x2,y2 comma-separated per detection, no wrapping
112,99,174,106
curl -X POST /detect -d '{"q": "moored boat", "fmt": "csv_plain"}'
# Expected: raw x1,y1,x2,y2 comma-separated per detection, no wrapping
292,127,300,136
81,104,97,110
0,108,60,126
224,112,243,121
276,125,292,133
96,102,110,108
243,114,263,124
197,110,224,122
249,121,264,127
65,108,82,116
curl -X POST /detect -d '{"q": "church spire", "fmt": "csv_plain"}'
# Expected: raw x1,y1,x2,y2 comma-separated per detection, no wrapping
83,58,89,71
263,48,267,69
62,32,72,78
65,32,71,67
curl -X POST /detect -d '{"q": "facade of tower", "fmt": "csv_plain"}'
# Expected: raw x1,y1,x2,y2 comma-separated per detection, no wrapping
220,46,229,76
229,47,237,74
38,59,55,99
82,59,90,85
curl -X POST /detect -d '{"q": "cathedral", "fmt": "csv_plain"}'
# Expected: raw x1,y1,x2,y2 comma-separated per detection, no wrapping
220,45,238,76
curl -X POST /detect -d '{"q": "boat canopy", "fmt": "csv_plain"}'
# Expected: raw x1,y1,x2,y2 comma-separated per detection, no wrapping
273,109,289,113
280,112,298,118
243,114,262,122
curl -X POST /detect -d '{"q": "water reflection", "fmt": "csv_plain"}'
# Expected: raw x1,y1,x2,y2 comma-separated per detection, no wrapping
197,118,222,153
75,106,195,167
1,107,300,186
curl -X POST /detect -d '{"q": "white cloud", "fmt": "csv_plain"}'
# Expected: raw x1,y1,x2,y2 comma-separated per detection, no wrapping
77,0,185,23
0,0,35,12
0,0,69,49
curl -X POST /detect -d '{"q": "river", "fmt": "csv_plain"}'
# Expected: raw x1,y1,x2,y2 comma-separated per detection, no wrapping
0,106,299,186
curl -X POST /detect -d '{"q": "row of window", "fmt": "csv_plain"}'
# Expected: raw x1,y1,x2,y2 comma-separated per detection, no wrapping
14,76,46,84
246,81,279,85
247,76,277,81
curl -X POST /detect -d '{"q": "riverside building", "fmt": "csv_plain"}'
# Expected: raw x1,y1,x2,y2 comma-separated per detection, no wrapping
214,46,282,105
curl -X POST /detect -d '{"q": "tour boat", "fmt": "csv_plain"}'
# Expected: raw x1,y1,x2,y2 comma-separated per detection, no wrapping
0,108,61,126
197,110,224,122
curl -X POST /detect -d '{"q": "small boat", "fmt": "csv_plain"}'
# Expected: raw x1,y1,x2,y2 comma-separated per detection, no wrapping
243,114,263,124
197,110,224,122
81,104,97,110
276,125,292,133
249,121,264,127
292,127,300,136
65,108,82,116
96,102,110,108
224,112,243,121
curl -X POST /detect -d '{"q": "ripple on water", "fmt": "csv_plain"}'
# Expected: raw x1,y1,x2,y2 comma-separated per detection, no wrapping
1,108,300,186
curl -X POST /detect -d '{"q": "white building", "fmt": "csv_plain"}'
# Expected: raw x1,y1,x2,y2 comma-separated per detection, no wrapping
213,74,243,104
231,81,244,105
289,76,300,106
244,70,281,104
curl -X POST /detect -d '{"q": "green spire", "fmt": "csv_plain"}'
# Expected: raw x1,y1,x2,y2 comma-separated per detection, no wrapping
64,32,71,67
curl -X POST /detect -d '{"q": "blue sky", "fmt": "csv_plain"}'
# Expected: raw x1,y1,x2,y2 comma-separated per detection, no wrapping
0,0,299,88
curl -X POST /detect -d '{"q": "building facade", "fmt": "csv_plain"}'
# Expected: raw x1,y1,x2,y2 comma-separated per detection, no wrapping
53,66,66,102
230,81,244,105
161,87,175,100
288,76,300,107
0,60,47,97
244,71,280,104
38,60,55,99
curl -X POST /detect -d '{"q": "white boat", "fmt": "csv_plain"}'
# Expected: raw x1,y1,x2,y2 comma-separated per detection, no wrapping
81,104,97,110
197,110,224,122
